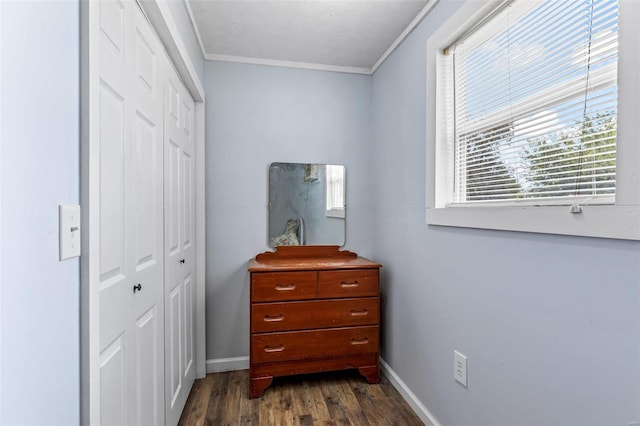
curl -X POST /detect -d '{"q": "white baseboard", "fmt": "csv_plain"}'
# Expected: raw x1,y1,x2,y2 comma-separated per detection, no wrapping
206,356,249,373
380,357,441,426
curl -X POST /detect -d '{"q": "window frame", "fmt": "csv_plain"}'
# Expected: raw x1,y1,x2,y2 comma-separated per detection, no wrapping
426,0,640,240
325,165,346,219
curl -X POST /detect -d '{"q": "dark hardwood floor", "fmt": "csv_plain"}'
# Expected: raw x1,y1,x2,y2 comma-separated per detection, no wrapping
178,369,424,425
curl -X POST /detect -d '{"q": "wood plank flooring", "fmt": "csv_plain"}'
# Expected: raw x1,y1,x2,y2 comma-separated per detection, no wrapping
178,369,424,426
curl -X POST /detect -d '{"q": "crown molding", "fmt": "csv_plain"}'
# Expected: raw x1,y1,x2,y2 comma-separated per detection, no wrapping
371,0,440,73
185,0,440,76
205,53,373,75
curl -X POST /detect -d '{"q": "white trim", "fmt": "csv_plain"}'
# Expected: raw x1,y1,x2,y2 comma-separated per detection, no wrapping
194,102,206,379
203,355,442,425
379,358,441,426
206,53,372,75
79,1,100,423
182,0,208,62
138,1,205,101
615,0,640,208
203,355,443,426
186,1,441,76
371,0,440,73
0,1,4,421
325,208,346,219
427,204,640,240
206,357,250,374
426,0,640,241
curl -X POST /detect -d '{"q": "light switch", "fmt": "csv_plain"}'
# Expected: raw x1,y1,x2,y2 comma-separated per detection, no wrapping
59,205,81,260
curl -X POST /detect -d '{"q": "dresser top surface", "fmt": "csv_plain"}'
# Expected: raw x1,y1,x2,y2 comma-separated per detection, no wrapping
248,246,381,272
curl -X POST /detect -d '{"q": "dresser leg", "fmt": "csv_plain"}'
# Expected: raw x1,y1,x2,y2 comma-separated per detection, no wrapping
249,376,273,399
358,365,380,384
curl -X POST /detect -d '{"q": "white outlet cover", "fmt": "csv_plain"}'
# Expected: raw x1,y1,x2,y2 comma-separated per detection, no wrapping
454,350,468,387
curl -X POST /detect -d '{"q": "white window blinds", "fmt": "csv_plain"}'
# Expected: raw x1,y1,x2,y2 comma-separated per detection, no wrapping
449,0,618,205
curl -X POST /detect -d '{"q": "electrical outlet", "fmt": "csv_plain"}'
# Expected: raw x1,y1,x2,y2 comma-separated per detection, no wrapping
454,350,468,387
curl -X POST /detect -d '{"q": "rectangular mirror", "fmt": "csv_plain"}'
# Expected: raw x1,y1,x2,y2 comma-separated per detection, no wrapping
269,162,346,247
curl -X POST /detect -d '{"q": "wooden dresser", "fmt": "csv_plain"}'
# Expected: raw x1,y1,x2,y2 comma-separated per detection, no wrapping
248,246,382,398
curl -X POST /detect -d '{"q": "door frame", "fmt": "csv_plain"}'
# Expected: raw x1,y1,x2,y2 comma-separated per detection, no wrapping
80,1,206,424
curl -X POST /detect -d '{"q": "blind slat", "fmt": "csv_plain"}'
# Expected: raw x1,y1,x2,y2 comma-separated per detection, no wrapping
450,0,619,205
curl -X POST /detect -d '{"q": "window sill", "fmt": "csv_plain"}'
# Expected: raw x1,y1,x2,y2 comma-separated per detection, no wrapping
426,204,640,240
326,208,345,219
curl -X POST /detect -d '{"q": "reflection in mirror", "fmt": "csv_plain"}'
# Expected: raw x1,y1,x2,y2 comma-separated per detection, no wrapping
269,163,345,247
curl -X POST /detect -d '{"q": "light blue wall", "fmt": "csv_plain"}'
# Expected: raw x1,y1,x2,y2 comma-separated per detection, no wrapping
1,0,635,423
164,0,204,84
0,1,202,424
0,1,80,424
204,60,372,359
371,1,640,425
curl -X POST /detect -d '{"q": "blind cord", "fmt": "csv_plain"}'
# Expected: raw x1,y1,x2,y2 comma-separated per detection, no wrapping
571,0,596,210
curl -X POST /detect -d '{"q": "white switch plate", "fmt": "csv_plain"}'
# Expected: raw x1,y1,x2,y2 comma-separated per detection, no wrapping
454,350,468,387
59,205,81,260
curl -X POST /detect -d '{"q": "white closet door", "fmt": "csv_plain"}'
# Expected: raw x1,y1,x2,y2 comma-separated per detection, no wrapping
98,1,165,424
164,64,196,426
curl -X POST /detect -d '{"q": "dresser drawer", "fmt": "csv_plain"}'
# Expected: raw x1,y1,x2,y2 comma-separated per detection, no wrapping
251,326,379,364
251,272,317,302
251,298,379,333
317,269,378,298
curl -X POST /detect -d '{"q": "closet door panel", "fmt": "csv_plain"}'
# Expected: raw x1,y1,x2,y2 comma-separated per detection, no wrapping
167,282,183,406
131,112,160,257
98,4,133,418
135,27,158,97
100,334,127,426
181,151,193,252
166,139,181,257
129,6,165,425
164,66,196,426
98,82,131,347
97,2,165,424
134,307,160,426
98,86,125,280
183,273,194,375
179,86,196,390
99,0,125,62
168,80,180,125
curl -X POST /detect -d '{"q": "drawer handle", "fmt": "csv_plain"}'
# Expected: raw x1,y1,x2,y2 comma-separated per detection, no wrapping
349,309,368,316
263,314,285,322
275,284,296,291
350,337,369,345
340,281,359,288
264,345,285,353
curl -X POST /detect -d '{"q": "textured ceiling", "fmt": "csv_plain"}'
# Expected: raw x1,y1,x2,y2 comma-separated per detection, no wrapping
185,1,433,74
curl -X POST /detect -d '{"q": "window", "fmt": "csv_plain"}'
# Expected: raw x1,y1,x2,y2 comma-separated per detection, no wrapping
325,165,345,218
426,0,639,240
450,0,618,206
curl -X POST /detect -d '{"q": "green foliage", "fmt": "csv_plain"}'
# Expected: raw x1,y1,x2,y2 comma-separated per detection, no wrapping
521,113,616,197
460,113,616,202
462,123,522,201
